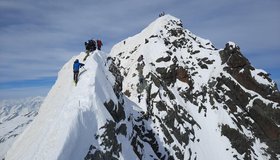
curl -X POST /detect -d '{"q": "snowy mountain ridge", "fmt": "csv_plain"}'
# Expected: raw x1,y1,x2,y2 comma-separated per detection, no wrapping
0,96,43,159
5,15,280,160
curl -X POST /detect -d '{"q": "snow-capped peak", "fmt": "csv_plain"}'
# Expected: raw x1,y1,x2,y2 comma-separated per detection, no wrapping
5,15,280,160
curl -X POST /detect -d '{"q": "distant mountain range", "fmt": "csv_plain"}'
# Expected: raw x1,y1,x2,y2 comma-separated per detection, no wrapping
0,96,43,159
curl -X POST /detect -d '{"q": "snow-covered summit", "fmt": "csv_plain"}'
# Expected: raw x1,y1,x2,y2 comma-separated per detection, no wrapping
112,14,215,58
5,15,280,160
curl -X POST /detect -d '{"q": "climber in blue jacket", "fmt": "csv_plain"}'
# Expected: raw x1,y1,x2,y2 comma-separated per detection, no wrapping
73,59,84,84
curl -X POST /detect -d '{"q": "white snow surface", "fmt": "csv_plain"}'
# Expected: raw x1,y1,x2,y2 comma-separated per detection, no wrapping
6,51,112,160
5,15,279,160
250,69,271,86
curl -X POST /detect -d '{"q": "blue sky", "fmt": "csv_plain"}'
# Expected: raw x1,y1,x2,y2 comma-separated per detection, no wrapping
0,0,279,100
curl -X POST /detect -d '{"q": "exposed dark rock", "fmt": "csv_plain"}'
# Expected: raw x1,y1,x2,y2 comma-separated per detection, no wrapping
156,66,176,86
221,124,252,159
220,42,280,103
136,62,147,94
100,121,121,154
124,90,131,97
166,50,173,55
85,121,121,160
155,101,167,111
84,149,119,160
145,83,153,115
190,50,200,55
149,35,158,38
156,56,171,62
164,38,171,46
198,57,215,65
155,59,192,88
108,57,124,99
137,55,144,62
198,61,208,69
104,100,125,122
129,45,141,54
148,73,161,88
249,99,280,140
217,76,250,109
116,123,127,136
130,121,166,159
145,39,149,44
257,71,273,83
176,66,190,84
168,28,185,37
172,37,187,48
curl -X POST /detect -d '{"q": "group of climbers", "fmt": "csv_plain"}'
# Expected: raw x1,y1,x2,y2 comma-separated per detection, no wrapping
73,38,103,85
159,11,165,17
85,39,103,52
84,39,103,61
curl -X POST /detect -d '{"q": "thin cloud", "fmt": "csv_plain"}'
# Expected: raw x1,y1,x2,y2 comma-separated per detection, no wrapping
0,86,51,100
0,0,279,99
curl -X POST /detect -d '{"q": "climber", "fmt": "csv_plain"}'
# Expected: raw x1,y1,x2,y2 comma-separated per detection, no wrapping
89,39,96,52
73,59,85,85
159,11,165,17
84,41,90,61
83,39,96,61
97,39,103,50
84,42,89,52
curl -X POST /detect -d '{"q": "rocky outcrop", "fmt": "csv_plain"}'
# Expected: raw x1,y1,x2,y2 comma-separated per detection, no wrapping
84,15,280,159
221,124,253,160
220,42,280,103
219,42,280,158
85,121,122,160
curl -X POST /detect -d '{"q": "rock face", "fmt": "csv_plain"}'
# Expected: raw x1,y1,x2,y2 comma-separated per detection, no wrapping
84,15,280,159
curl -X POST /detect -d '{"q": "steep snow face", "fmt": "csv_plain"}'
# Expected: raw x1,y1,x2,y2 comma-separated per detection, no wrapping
0,97,43,159
5,51,115,160
6,15,280,160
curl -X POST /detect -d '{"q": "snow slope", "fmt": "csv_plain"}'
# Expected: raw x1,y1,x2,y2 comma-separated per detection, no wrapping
5,51,112,160
0,97,43,159
5,15,280,160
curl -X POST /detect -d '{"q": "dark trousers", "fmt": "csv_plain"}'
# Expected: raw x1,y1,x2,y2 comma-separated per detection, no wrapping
73,71,79,83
